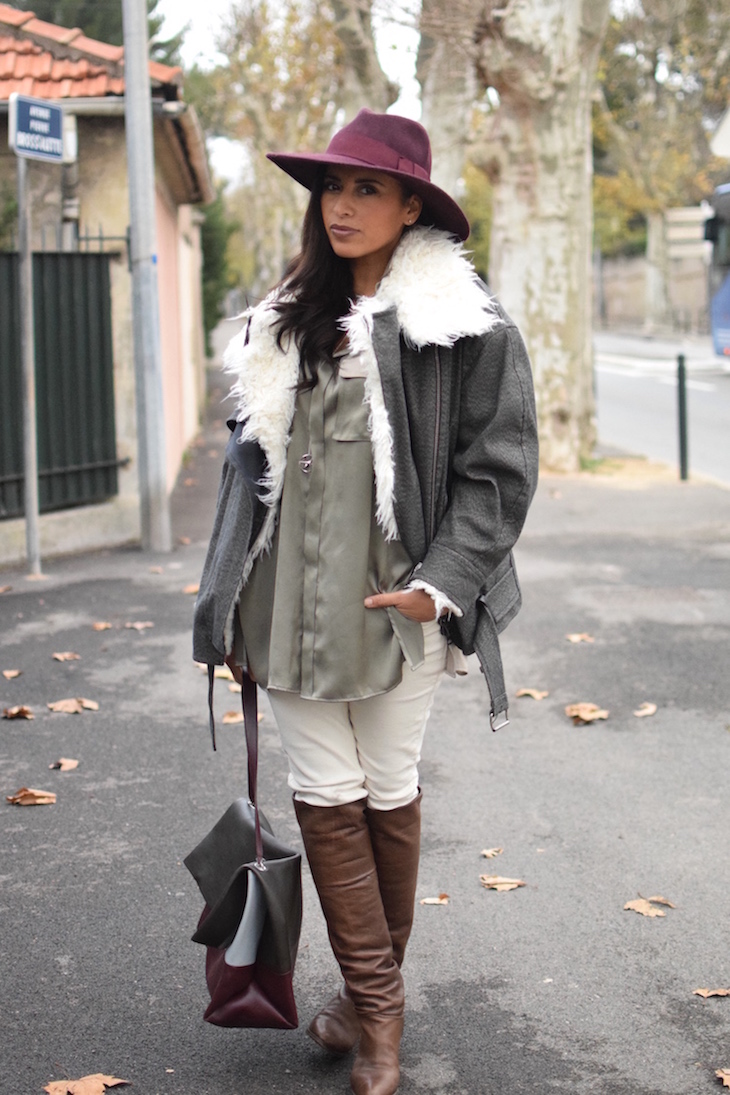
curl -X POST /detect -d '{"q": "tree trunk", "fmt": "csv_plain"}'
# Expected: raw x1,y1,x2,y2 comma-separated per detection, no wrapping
332,0,398,118
417,0,478,195
644,211,671,333
475,0,610,471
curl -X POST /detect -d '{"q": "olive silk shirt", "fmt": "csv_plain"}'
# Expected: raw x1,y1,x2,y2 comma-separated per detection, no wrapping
237,352,425,700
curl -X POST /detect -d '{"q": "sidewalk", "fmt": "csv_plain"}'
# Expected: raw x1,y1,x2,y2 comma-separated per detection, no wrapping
1,365,729,1094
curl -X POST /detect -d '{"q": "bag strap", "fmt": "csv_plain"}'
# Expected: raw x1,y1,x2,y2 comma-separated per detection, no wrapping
241,671,265,869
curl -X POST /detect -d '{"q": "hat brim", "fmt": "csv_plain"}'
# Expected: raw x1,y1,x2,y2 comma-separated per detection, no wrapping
267,151,470,242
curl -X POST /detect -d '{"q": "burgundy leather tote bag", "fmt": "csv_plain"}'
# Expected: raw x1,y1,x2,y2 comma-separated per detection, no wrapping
185,674,302,1028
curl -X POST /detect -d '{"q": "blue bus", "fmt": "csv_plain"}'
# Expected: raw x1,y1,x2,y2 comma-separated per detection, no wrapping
705,183,730,356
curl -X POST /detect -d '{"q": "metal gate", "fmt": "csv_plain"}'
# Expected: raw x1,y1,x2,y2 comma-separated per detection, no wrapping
0,251,118,519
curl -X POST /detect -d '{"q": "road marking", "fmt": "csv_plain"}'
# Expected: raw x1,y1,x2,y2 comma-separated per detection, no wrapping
656,377,716,392
596,364,715,392
595,351,722,371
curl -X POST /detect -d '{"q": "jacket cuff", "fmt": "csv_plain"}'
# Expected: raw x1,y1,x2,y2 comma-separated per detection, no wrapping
405,579,463,620
411,542,488,616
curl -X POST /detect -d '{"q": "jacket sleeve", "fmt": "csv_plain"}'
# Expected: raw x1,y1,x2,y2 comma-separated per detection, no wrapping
412,321,538,614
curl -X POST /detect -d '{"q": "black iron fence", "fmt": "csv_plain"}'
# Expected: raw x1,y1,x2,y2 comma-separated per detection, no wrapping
0,251,120,519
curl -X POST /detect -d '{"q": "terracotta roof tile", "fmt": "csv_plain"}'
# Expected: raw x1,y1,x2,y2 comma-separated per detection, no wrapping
71,34,124,64
0,3,181,99
148,58,182,86
0,5,33,28
21,16,83,47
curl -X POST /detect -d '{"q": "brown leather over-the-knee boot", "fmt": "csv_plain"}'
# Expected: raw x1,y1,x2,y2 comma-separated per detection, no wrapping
367,792,422,968
306,793,422,1060
294,798,403,1095
307,794,422,1056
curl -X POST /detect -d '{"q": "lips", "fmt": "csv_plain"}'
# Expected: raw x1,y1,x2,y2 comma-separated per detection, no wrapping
330,224,358,238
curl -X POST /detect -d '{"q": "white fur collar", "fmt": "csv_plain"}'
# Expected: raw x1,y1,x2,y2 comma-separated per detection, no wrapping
355,224,500,348
222,226,500,554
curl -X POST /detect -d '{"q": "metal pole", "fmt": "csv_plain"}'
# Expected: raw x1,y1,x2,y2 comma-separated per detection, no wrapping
122,0,171,552
17,156,42,575
677,353,689,481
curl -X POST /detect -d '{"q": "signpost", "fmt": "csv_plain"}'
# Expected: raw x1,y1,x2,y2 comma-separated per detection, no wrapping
8,93,69,575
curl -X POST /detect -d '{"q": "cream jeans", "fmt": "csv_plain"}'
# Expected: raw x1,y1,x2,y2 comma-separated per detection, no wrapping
267,620,447,810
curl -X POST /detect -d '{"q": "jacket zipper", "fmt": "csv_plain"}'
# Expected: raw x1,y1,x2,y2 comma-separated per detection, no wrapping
430,346,442,543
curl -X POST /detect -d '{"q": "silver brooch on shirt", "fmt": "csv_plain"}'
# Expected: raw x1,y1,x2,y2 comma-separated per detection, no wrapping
298,452,312,474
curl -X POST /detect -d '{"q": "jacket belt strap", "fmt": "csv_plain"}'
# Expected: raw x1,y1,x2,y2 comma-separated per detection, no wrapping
474,609,509,731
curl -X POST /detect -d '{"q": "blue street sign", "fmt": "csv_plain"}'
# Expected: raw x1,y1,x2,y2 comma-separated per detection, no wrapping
9,92,65,163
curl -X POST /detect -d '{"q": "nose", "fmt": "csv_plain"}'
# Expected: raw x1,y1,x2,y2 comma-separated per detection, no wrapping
332,186,354,218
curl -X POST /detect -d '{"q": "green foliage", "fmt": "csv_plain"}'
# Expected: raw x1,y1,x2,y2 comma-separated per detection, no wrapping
0,182,18,251
8,0,125,40
181,64,231,139
593,171,647,258
211,0,346,148
4,0,183,64
461,162,492,282
200,188,238,357
593,1,730,254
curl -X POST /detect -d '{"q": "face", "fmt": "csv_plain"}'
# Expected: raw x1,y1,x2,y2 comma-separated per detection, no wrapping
320,165,423,291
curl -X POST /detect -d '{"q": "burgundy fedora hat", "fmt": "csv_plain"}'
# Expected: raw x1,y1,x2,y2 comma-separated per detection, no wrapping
267,108,470,242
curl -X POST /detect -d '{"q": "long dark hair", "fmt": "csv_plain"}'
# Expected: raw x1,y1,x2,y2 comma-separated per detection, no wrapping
273,172,354,390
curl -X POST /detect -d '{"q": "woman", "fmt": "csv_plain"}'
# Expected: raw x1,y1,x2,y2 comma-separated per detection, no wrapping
194,108,538,1095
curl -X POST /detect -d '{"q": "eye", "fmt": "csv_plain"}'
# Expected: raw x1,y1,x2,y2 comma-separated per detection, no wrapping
323,178,341,192
359,184,377,195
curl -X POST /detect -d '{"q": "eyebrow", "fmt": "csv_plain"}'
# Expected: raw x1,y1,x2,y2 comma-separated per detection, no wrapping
324,172,386,186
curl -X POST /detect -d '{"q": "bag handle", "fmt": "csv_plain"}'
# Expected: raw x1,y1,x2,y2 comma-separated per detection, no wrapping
241,671,265,869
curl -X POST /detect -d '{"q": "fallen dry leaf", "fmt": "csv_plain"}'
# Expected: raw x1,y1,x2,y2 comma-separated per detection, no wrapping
565,702,609,724
222,710,244,725
643,894,675,908
624,898,666,918
92,621,112,631
481,847,504,859
49,758,79,771
566,632,595,643
633,702,657,718
178,536,192,546
3,669,21,680
0,585,12,594
149,565,164,574
2,704,34,719
182,583,200,595
420,893,449,905
44,1075,130,1095
47,697,99,714
7,786,57,806
124,621,154,632
716,1071,730,1089
516,688,549,700
183,477,197,487
53,651,80,662
214,664,235,681
694,988,730,999
228,682,242,694
480,875,526,892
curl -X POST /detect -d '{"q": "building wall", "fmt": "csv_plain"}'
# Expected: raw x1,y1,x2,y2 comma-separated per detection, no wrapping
0,110,206,564
595,206,712,334
177,205,206,442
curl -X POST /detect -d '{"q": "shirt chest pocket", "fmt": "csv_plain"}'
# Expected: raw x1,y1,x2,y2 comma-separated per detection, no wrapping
332,374,370,442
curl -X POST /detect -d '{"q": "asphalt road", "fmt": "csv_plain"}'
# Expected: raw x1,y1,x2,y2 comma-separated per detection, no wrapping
1,370,729,1095
594,332,730,485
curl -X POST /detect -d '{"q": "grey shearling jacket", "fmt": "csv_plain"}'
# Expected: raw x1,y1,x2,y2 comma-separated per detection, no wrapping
193,225,538,727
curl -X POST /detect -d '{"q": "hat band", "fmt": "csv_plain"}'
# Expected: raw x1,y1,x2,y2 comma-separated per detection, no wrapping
326,131,431,183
